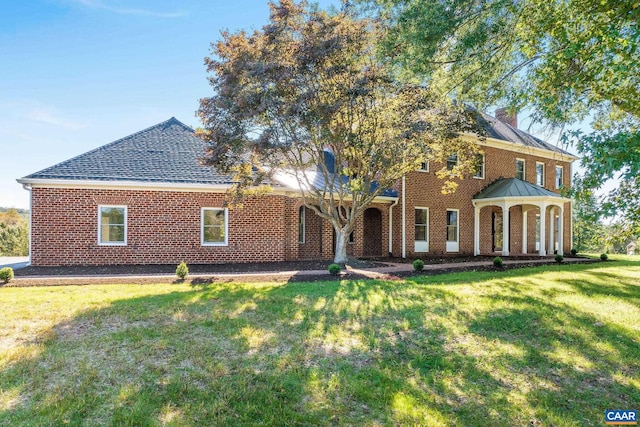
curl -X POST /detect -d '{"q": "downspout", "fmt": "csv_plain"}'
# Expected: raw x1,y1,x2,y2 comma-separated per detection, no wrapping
388,198,399,256
22,184,32,266
401,175,406,259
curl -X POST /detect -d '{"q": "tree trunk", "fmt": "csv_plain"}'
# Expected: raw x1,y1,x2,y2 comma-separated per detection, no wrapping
333,228,350,265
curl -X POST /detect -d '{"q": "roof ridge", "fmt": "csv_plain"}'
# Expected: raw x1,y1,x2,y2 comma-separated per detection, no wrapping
23,117,195,179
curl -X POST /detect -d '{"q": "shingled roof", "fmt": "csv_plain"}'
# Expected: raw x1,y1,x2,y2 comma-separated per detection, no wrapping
474,178,566,200
479,112,575,157
21,117,234,185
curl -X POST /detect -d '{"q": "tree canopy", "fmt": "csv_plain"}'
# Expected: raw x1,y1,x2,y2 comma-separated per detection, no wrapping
0,209,29,257
198,0,480,263
363,0,639,233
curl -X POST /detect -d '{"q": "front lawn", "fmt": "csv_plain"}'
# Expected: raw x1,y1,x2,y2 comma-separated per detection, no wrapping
1,257,639,426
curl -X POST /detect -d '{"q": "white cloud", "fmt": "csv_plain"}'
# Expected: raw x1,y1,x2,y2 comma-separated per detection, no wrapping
73,0,188,18
26,108,86,130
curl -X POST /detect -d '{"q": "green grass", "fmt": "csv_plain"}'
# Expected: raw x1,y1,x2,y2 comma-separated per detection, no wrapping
1,256,639,426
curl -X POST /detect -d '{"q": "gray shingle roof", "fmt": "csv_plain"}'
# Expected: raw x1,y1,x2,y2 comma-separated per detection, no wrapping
479,112,575,157
474,178,564,200
22,117,234,185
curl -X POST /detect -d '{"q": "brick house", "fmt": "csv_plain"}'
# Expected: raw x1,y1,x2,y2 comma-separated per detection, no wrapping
18,112,576,266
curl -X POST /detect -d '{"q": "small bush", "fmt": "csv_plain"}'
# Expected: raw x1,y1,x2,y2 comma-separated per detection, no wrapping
412,259,425,271
570,248,577,256
176,261,189,280
328,263,341,275
600,253,608,261
493,257,503,268
0,267,14,283
555,254,564,263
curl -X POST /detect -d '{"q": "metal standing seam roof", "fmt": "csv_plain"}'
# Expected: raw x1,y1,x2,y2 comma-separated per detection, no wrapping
21,117,236,185
474,178,566,200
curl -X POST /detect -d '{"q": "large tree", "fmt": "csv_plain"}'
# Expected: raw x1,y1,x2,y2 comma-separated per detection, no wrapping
363,0,639,232
198,0,479,263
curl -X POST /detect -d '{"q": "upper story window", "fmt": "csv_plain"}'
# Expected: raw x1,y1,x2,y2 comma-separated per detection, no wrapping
202,208,228,246
99,205,127,245
446,154,458,171
536,162,545,186
419,162,429,172
516,159,525,180
555,165,564,189
473,153,485,179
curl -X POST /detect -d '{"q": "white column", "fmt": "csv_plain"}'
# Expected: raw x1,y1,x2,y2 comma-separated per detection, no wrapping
502,203,510,257
558,206,564,255
548,207,555,255
474,204,480,256
539,204,547,256
522,210,528,254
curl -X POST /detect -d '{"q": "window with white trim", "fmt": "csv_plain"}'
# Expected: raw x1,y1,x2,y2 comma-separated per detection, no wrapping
555,165,563,189
298,206,305,243
446,209,459,252
516,159,525,180
473,153,485,179
446,154,457,171
98,205,127,245
419,162,429,172
202,208,228,245
414,208,429,252
536,162,545,186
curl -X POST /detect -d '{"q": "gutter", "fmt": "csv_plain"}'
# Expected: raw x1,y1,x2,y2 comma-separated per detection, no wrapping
401,175,406,259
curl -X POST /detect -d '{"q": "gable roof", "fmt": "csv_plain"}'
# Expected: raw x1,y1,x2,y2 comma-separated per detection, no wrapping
21,117,234,185
474,178,564,200
479,112,575,157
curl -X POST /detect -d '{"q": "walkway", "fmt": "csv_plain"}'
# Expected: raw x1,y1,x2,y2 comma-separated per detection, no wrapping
0,256,29,269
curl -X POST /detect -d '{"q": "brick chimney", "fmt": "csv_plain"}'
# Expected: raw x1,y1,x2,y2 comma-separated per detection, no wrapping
495,108,517,129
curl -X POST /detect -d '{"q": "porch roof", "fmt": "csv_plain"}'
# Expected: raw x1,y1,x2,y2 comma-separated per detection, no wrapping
474,178,561,200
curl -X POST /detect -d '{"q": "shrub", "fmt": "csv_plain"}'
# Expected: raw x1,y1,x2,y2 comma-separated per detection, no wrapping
328,263,341,275
175,261,189,280
600,253,608,261
0,267,14,283
555,254,564,263
412,259,424,271
570,248,577,256
493,257,503,268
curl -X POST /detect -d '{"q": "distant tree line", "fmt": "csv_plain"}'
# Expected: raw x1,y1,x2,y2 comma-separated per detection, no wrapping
0,209,29,256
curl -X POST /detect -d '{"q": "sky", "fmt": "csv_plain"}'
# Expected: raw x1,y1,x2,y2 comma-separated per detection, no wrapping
1,0,341,209
0,0,582,210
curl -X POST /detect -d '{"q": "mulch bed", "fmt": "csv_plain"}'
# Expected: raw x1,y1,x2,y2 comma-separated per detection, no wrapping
2,256,597,287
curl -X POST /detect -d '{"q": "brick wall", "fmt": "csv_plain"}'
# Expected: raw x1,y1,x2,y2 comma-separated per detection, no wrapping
31,188,294,266
394,145,573,257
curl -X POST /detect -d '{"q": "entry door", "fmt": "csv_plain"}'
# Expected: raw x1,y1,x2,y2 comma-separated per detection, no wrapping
446,209,459,252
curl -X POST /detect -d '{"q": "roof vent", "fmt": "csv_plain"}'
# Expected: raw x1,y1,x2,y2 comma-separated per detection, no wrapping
495,108,517,129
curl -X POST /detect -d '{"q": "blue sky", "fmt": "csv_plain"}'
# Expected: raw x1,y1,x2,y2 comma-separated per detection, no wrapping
1,0,580,210
1,0,340,208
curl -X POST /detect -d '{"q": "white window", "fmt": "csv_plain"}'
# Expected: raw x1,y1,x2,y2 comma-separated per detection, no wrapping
418,162,429,172
298,206,305,243
473,153,485,179
535,214,541,251
201,208,228,246
536,162,545,186
555,165,563,189
516,159,525,180
446,209,459,252
98,205,127,245
446,154,457,171
414,208,429,252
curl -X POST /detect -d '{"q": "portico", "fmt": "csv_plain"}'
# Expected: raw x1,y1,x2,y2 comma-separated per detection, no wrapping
472,178,570,257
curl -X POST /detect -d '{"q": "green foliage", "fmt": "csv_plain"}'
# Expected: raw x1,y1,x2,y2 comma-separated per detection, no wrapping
412,259,424,271
600,253,609,261
175,261,189,280
572,194,606,253
328,264,342,275
366,0,640,233
198,0,482,263
554,254,564,264
0,267,14,283
570,248,577,256
492,256,503,268
0,209,29,256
